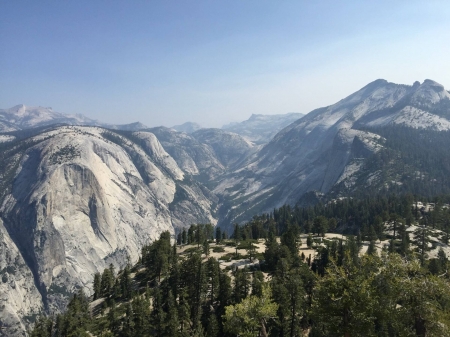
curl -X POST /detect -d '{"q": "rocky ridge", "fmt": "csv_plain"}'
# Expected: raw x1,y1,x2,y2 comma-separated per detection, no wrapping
0,105,147,133
171,122,203,134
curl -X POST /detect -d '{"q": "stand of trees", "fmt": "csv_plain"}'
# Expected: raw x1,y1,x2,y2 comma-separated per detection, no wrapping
31,221,450,337
30,189,450,336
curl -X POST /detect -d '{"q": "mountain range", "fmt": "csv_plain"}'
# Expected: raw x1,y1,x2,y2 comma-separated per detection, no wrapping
172,112,304,145
222,112,304,144
2,78,450,336
0,105,148,133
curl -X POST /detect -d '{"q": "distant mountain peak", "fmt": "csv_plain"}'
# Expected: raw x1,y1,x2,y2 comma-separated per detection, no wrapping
222,112,304,144
172,122,203,133
422,79,442,86
0,105,147,132
249,113,260,119
367,78,388,87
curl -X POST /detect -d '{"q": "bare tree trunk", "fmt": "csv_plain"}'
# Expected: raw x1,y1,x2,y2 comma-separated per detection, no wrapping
414,315,426,337
259,318,268,337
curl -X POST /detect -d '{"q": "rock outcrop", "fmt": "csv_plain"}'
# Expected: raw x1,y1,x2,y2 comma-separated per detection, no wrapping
0,126,216,334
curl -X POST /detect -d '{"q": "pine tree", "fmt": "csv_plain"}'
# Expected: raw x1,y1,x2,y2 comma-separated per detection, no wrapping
113,278,121,299
206,257,220,306
164,290,179,336
30,316,53,337
181,252,205,330
264,224,278,264
233,267,250,303
188,225,195,244
182,228,187,245
215,226,222,244
178,289,191,336
285,271,305,337
389,238,395,253
438,247,448,272
151,287,166,336
367,240,377,256
196,224,206,247
389,213,401,240
346,235,360,265
93,272,101,300
246,240,257,262
368,225,378,242
122,303,135,337
251,270,264,297
313,216,328,237
108,300,118,334
413,224,431,265
271,276,289,337
202,240,210,256
307,234,313,248
132,294,151,335
311,254,378,336
205,312,219,337
281,223,300,256
217,271,232,334
120,265,132,300
100,267,114,297
399,226,410,256
234,223,241,243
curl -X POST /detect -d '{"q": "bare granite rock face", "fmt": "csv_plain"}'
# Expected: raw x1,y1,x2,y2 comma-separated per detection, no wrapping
0,126,217,335
0,219,43,337
149,126,226,180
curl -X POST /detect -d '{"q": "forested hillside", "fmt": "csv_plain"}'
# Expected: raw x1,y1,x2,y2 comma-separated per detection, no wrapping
332,126,450,198
30,194,450,337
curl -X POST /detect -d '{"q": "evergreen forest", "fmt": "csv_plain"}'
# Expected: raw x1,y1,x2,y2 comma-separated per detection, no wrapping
30,194,450,337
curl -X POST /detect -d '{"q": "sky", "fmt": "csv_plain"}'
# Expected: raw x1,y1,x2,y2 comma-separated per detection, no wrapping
1,1,450,128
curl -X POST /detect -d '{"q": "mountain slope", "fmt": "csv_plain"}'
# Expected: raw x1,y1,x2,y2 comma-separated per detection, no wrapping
0,219,43,337
148,126,226,180
215,79,450,231
191,128,255,169
0,126,217,334
171,122,203,133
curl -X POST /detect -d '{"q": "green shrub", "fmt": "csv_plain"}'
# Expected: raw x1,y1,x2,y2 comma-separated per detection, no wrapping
219,255,231,262
183,247,201,254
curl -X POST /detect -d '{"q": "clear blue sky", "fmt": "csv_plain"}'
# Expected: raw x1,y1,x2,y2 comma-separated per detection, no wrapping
1,1,450,127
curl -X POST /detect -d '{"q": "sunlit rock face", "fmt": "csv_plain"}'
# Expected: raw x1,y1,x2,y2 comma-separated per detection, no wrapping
0,126,217,335
214,79,450,232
